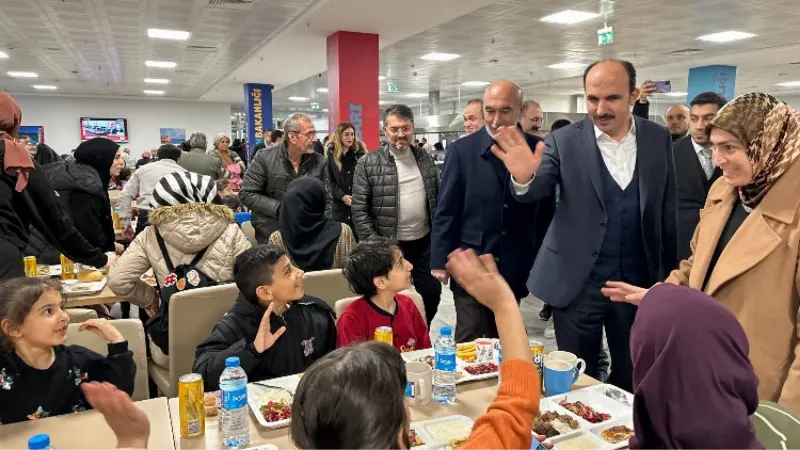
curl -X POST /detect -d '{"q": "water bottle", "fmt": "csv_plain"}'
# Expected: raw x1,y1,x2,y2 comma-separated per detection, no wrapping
433,326,457,404
220,356,250,448
28,434,54,450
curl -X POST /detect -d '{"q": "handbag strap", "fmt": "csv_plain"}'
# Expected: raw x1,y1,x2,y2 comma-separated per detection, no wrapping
154,227,175,273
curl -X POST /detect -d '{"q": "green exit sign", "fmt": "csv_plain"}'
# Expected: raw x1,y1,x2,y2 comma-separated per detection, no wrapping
387,82,399,93
310,102,320,111
597,26,614,46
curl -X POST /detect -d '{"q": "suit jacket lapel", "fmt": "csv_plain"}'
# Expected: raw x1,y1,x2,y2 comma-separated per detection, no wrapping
479,128,507,188
581,118,605,211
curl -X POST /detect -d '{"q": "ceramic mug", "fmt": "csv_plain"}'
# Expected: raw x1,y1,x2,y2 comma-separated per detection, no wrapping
475,338,495,363
548,351,586,379
405,362,432,406
543,359,580,396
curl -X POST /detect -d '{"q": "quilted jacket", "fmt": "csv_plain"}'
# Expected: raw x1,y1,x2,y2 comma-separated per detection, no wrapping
239,143,328,242
108,202,251,308
351,143,439,240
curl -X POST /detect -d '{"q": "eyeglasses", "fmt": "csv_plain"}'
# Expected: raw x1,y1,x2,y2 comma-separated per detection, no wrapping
529,117,544,123
387,126,413,135
290,130,317,139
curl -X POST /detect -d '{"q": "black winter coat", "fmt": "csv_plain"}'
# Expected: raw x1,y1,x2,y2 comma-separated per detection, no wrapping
239,144,329,242
325,143,366,223
351,144,440,240
192,294,336,391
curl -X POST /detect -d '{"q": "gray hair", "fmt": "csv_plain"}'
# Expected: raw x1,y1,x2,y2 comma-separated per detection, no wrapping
213,133,229,149
283,113,312,134
522,100,541,111
188,132,207,150
383,104,414,125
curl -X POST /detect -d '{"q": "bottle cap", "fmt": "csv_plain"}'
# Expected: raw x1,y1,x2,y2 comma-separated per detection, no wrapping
440,326,452,336
28,434,50,450
225,356,240,368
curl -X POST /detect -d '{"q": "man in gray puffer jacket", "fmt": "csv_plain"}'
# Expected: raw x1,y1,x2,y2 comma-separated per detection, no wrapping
351,104,441,325
240,113,328,243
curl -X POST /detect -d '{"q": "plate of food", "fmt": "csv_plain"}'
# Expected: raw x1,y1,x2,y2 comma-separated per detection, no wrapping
401,349,470,384
547,430,608,450
533,400,582,438
460,362,500,383
411,415,473,448
36,265,62,278
247,375,299,429
61,277,107,296
550,389,628,425
589,416,635,450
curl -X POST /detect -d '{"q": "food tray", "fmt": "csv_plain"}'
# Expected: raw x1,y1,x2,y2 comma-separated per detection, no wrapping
36,265,62,278
247,374,300,429
410,415,474,448
548,430,610,450
61,277,107,296
401,345,499,385
588,415,635,450
587,384,634,408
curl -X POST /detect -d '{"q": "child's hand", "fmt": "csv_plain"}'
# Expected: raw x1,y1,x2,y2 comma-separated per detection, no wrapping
446,249,515,312
79,319,125,344
81,382,150,449
253,303,286,353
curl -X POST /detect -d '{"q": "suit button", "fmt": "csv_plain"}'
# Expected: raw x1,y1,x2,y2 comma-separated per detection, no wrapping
494,256,500,262
592,251,598,257
503,204,508,209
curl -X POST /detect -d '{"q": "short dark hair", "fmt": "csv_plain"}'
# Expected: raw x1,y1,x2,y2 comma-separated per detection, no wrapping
551,119,572,131
291,341,408,449
180,142,191,152
234,245,287,304
690,92,727,110
383,104,415,126
157,144,182,162
117,166,132,181
583,59,637,94
343,236,398,299
466,98,483,109
270,130,284,143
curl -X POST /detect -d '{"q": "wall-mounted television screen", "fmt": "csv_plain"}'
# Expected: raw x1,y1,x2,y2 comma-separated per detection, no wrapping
80,118,129,143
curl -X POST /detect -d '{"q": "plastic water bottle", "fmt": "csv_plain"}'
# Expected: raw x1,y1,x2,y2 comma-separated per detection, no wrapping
220,356,250,448
433,326,457,404
28,434,54,450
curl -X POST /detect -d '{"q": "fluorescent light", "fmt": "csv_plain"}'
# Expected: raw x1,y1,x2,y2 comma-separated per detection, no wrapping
461,81,490,87
288,96,309,101
420,52,461,61
147,28,191,40
696,31,756,43
547,62,586,69
7,71,38,78
316,88,328,93
143,90,165,95
0,51,8,59
379,76,387,81
406,93,427,98
540,10,600,25
145,60,177,68
775,81,800,87
663,92,688,97
144,78,170,84
322,108,329,112
379,100,389,105
32,85,57,90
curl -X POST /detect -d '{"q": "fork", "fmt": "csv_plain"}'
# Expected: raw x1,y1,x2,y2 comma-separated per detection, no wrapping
253,381,295,396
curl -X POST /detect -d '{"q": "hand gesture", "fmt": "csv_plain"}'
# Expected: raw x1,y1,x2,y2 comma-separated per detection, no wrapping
534,434,554,449
490,126,545,185
343,195,353,207
600,281,649,305
81,382,150,450
638,80,656,103
431,269,449,285
103,252,118,271
253,303,287,353
445,249,515,313
79,318,125,344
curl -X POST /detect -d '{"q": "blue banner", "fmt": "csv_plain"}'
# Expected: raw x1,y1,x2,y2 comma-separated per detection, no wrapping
243,83,273,161
687,65,737,105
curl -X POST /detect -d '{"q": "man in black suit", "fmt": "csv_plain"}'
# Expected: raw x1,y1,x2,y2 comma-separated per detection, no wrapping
673,92,727,262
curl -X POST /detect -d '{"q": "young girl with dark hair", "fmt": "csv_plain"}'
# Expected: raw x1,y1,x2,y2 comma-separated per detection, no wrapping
0,277,135,424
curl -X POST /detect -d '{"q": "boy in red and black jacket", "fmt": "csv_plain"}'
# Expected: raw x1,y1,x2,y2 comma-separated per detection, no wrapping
338,236,431,352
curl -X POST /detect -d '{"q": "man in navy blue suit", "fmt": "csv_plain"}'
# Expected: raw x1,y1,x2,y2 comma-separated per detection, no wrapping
431,81,555,343
490,60,677,391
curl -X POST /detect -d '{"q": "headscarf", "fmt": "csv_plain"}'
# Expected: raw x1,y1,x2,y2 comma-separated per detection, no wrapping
34,143,61,166
73,138,120,190
629,284,762,450
0,93,33,191
279,177,342,271
707,92,800,207
214,133,233,165
151,172,219,208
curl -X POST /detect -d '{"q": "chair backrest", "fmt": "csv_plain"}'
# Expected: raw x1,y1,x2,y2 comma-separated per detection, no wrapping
66,319,149,401
334,290,426,324
66,308,98,324
168,283,239,393
303,269,354,310
241,221,256,244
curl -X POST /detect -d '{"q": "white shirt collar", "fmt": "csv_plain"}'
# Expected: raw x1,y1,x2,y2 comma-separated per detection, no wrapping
691,138,709,155
594,115,636,143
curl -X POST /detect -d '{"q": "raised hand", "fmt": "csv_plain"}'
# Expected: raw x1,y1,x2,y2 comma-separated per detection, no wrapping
253,303,287,353
446,249,515,313
81,382,150,449
79,318,125,344
489,126,545,184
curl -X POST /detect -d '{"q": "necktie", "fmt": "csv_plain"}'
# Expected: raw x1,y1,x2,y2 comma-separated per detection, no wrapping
699,148,715,180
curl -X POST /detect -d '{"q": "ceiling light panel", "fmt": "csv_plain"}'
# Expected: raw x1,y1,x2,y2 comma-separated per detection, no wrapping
316,88,328,93
776,81,800,87
32,85,57,90
406,93,427,98
696,31,757,43
420,52,461,61
143,90,165,95
461,81,490,87
547,62,586,69
147,29,191,41
540,10,600,25
144,78,170,84
145,61,177,68
288,96,309,101
0,51,8,59
7,71,39,78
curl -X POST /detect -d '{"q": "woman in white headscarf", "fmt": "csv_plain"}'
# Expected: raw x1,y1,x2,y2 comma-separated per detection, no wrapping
209,133,245,191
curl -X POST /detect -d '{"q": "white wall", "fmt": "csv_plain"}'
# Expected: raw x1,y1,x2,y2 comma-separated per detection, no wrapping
12,95,232,154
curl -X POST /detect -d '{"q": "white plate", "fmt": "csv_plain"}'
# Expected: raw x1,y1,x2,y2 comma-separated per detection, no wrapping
549,389,629,425
411,415,474,448
61,277,107,296
36,265,62,278
588,415,635,450
247,375,300,429
534,399,587,438
402,348,490,385
587,384,634,408
547,430,611,450
459,362,500,383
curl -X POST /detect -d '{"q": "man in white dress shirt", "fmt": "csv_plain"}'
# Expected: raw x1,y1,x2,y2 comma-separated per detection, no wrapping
488,59,677,391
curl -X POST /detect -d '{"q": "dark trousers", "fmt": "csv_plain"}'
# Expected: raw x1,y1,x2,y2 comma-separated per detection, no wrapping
455,294,522,343
0,239,24,281
398,233,441,326
553,279,636,392
134,208,150,237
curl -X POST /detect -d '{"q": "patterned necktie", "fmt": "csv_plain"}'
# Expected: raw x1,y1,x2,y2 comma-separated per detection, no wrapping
699,148,715,180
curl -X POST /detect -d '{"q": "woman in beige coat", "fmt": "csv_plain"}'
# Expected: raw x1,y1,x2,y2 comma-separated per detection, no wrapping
603,93,800,413
109,172,250,365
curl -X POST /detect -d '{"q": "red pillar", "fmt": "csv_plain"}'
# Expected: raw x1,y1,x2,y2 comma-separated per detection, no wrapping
326,31,380,150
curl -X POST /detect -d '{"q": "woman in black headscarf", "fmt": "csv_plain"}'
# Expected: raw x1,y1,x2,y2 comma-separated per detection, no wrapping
268,177,355,271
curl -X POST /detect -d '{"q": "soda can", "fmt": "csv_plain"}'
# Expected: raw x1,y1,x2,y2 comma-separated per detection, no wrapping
374,326,393,346
60,254,76,281
178,373,205,438
530,339,545,389
24,256,37,278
